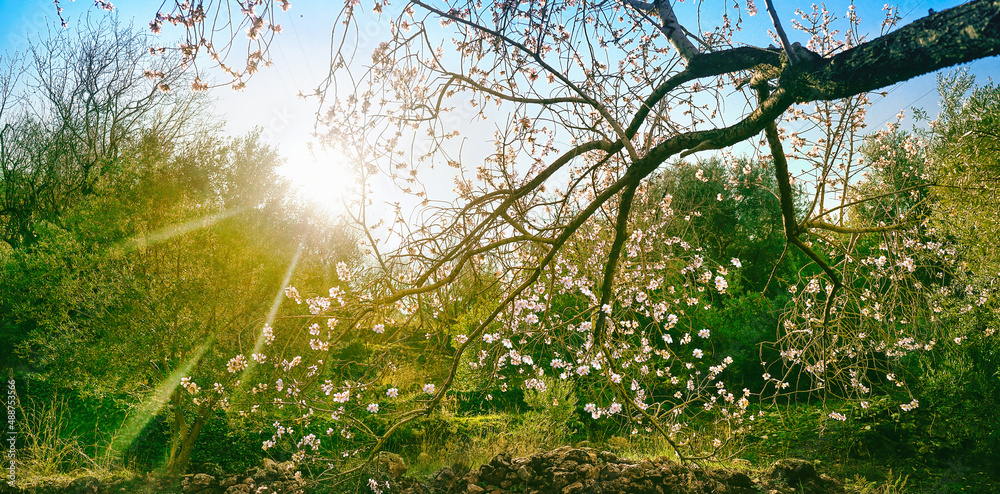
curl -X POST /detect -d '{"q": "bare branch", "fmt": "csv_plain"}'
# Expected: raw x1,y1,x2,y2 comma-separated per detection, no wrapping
623,0,701,61
763,0,800,65
801,218,918,235
801,1,1000,101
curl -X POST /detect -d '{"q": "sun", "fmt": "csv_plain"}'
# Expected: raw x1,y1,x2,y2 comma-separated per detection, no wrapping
279,143,353,217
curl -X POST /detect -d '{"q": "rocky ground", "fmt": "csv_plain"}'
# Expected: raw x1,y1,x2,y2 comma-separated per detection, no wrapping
0,459,307,494
389,447,844,494
0,447,847,494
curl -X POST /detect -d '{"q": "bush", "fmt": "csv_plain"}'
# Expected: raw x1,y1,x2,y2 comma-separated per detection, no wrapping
189,411,269,473
520,377,581,447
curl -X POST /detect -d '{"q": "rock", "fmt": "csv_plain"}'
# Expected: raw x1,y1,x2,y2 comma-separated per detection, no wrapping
598,451,618,462
623,464,645,479
146,446,844,494
561,481,584,494
200,462,225,477
434,447,835,494
68,476,101,494
601,463,621,480
491,453,512,469
463,471,480,485
186,473,215,493
224,485,252,494
375,451,408,479
432,466,456,491
771,458,818,486
221,476,241,489
717,470,753,489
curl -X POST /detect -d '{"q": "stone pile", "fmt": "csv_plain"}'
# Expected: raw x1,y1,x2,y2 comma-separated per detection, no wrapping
180,458,306,494
0,448,845,494
395,447,844,494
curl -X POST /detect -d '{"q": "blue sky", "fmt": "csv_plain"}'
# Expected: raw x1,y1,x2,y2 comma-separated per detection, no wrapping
2,0,995,135
0,0,997,213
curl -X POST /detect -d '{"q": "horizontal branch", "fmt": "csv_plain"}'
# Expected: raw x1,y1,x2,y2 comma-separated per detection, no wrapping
800,0,1000,101
446,73,590,106
801,219,916,235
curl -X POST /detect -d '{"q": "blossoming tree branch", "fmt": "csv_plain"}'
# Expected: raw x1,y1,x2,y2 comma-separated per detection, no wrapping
148,0,1000,477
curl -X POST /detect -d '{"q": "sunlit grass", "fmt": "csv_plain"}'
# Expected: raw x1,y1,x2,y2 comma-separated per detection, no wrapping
17,396,92,478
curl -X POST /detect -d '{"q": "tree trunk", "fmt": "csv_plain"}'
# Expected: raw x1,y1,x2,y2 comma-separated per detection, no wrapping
164,389,213,476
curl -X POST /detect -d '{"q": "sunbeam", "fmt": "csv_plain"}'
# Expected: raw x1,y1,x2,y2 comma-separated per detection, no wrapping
108,336,215,458
236,240,306,390
117,206,249,252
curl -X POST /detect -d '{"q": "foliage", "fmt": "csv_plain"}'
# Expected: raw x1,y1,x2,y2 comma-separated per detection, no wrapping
906,72,1000,466
520,376,581,448
6,1,1000,490
0,19,356,478
0,15,200,250
190,0,1000,482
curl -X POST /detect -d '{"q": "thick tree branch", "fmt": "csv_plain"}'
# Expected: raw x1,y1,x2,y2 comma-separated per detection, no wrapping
594,182,639,339
800,0,1000,101
655,86,796,159
756,85,842,345
646,1,1000,159
626,47,784,139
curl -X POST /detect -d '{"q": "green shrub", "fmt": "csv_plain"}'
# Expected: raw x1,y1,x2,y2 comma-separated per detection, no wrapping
519,377,580,447
188,411,268,473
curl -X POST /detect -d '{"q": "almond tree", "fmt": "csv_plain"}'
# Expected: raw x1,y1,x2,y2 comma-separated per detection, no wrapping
152,0,1000,476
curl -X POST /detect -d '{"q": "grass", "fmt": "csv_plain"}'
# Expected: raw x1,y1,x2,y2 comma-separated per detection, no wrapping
841,470,911,494
734,403,1000,493
12,391,999,494
401,411,552,478
14,395,139,489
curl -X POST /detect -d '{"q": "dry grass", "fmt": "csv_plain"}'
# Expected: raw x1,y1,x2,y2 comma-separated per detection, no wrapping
15,395,136,487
